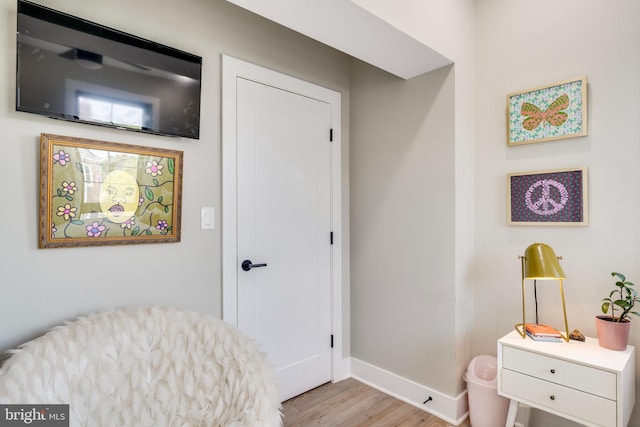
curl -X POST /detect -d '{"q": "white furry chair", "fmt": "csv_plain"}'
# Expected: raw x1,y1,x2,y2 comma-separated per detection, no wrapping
0,306,281,427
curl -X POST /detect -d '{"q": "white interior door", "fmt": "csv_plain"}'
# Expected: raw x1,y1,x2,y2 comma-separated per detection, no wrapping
233,76,332,401
222,55,344,401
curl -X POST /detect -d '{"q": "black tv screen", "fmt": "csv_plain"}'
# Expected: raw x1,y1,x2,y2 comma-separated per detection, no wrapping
16,0,202,139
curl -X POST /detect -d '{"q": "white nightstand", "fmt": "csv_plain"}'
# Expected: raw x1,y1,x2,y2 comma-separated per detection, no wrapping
497,330,635,427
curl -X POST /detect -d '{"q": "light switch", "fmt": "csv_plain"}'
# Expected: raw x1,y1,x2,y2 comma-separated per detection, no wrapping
201,207,214,230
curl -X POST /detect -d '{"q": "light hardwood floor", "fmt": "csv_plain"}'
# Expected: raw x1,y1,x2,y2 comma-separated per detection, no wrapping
281,378,471,427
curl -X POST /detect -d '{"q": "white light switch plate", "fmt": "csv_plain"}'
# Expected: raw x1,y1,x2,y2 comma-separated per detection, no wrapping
200,207,214,229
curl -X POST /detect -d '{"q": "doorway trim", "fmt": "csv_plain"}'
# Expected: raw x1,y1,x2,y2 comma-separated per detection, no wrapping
221,55,344,384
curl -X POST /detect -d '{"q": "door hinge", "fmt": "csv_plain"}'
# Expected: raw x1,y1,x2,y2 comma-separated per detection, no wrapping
330,231,333,245
329,128,333,142
331,334,334,348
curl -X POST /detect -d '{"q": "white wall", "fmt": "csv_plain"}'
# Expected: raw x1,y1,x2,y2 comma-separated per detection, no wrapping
351,2,640,425
350,62,456,394
350,0,476,398
474,0,640,426
0,0,351,358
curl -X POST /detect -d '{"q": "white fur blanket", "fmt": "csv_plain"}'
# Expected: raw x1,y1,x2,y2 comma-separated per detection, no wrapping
0,307,281,427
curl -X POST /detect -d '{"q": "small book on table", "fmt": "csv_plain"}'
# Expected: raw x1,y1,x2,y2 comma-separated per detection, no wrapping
525,323,562,341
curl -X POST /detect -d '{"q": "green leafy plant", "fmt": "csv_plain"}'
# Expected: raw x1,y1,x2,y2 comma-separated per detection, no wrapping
601,272,640,322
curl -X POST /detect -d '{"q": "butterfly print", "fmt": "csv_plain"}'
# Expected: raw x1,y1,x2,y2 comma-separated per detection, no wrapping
521,94,570,131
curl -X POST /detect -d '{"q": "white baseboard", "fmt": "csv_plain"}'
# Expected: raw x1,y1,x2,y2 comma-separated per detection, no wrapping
333,357,352,382
349,357,469,426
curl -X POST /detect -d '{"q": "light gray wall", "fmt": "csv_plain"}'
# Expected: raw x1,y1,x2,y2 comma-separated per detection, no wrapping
474,0,640,425
348,0,477,397
350,0,640,419
7,1,638,422
350,61,458,395
0,0,351,356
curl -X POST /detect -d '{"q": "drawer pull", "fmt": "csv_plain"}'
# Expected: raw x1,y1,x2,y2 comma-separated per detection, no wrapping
550,369,556,374
550,395,555,401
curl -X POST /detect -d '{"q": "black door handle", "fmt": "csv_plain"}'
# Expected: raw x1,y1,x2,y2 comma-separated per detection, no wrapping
241,259,267,271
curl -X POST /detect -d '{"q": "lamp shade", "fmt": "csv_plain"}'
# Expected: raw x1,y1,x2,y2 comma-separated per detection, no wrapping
523,243,566,280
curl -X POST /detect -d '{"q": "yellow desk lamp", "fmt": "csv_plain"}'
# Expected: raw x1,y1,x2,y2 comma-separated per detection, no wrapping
516,243,570,342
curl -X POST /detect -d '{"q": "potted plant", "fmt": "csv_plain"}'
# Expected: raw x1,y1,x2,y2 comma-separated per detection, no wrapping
595,272,640,350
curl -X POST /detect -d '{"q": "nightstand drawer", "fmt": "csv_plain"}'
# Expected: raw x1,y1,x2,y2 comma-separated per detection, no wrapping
502,345,616,399
502,369,616,427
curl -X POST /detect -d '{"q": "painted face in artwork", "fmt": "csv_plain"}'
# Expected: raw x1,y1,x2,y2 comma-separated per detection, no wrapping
99,170,140,223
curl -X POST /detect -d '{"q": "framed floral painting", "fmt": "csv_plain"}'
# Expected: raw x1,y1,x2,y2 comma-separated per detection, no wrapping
39,133,183,248
508,167,588,226
507,76,588,146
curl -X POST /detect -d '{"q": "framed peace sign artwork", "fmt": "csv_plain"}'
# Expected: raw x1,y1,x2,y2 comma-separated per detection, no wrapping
507,76,588,146
508,167,588,226
39,133,183,248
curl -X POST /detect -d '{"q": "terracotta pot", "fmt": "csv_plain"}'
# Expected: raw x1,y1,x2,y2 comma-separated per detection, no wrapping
595,315,631,351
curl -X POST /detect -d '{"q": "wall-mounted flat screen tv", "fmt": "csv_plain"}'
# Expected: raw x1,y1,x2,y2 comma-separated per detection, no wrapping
16,0,202,139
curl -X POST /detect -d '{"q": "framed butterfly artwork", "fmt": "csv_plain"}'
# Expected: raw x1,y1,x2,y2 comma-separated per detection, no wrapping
507,76,587,146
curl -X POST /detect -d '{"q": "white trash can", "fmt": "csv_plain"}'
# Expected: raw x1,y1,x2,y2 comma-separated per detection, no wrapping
464,355,509,427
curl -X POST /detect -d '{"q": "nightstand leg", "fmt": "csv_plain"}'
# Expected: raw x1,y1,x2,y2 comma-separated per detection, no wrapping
505,399,519,427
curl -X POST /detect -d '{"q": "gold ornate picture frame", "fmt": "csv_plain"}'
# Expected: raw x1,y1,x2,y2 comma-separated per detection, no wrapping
507,76,588,146
39,133,183,248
